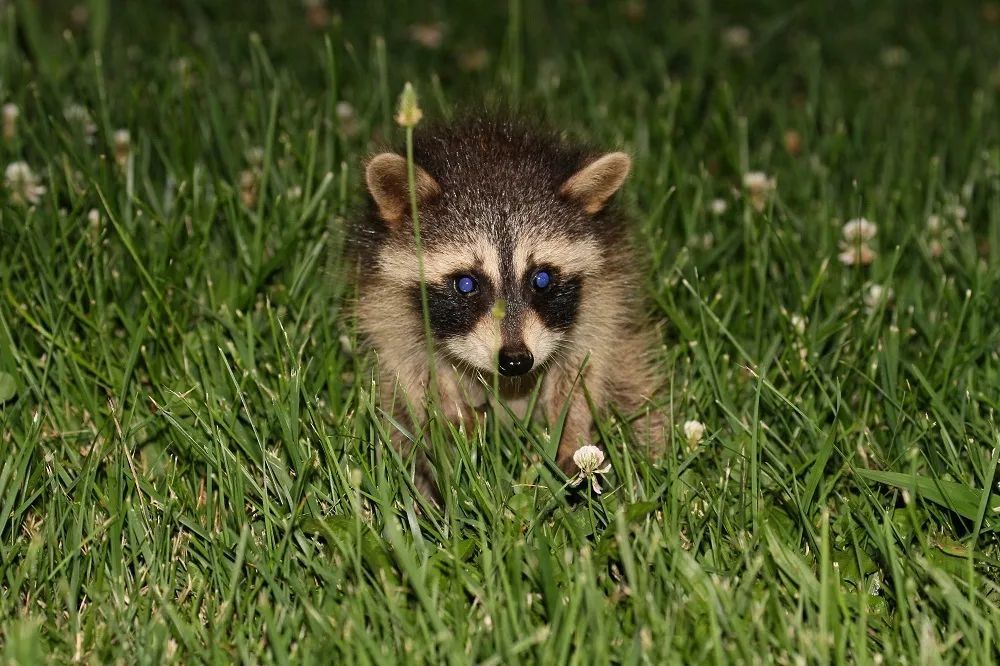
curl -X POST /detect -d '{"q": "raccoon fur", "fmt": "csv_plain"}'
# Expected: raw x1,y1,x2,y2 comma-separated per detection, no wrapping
351,116,663,499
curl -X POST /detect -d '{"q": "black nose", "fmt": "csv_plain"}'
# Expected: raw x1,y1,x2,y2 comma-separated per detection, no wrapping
498,347,534,376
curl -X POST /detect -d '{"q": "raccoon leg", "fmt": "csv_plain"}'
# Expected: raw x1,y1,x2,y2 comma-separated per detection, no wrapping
380,361,485,503
542,366,606,475
434,363,487,432
605,334,669,456
378,363,439,502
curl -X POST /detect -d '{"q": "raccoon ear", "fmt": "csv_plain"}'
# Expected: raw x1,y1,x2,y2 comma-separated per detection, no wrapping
559,152,632,214
365,153,442,225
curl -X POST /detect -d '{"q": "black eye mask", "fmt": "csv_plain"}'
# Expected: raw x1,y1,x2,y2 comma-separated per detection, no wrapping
412,272,494,339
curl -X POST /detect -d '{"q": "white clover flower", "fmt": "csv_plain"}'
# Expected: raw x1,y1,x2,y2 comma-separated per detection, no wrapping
457,47,490,72
573,445,607,473
86,208,102,241
64,103,97,140
408,22,446,49
338,334,353,355
335,101,359,137
569,445,612,494
880,46,909,68
2,103,19,141
334,101,355,121
171,57,192,79
945,203,967,221
335,101,355,121
742,171,776,211
838,218,878,266
842,218,877,242
113,129,131,166
69,3,89,27
683,420,706,446
783,129,802,156
303,0,330,29
722,25,751,49
245,146,264,168
743,171,775,192
239,169,258,208
864,284,894,312
4,161,46,205
709,197,728,215
623,0,646,22
838,244,877,266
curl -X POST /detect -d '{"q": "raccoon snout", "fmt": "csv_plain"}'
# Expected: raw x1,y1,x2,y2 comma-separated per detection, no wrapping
497,346,534,376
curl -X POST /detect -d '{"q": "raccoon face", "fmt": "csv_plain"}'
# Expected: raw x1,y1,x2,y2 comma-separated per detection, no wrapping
414,235,593,375
365,150,631,377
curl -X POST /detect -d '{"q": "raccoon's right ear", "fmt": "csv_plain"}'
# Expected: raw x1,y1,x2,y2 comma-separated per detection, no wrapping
365,153,442,226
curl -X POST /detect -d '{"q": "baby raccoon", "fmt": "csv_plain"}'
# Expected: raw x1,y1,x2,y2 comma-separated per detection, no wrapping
352,117,662,497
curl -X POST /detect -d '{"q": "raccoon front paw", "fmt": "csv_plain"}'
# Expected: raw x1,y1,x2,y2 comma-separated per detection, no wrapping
410,452,443,508
557,451,581,476
413,466,442,508
441,400,487,433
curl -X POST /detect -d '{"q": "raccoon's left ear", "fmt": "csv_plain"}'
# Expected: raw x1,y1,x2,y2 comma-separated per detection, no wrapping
365,153,442,226
559,152,632,214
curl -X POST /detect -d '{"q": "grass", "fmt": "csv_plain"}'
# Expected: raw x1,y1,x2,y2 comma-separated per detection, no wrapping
1,0,999,662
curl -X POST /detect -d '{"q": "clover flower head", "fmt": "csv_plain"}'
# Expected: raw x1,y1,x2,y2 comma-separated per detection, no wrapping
569,445,612,494
838,218,878,266
2,103,19,140
683,420,706,446
409,22,446,49
838,244,877,266
4,161,46,205
742,171,776,211
722,25,751,49
113,129,131,167
863,284,894,313
842,218,877,243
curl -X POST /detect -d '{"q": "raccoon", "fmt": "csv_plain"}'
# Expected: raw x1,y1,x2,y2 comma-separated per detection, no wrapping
352,117,662,498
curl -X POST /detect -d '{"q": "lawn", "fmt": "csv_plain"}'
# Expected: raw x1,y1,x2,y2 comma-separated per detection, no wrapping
1,1,999,663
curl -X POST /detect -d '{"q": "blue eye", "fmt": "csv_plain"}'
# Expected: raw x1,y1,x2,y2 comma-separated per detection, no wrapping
454,275,478,294
532,270,551,291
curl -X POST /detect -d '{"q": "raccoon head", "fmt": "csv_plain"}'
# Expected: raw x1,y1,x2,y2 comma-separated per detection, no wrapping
364,142,631,378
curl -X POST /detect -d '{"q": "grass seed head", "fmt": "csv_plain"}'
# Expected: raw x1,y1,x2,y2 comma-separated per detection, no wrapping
395,82,423,128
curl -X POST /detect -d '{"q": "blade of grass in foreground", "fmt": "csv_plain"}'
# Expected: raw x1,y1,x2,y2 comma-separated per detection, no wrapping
855,468,1000,529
